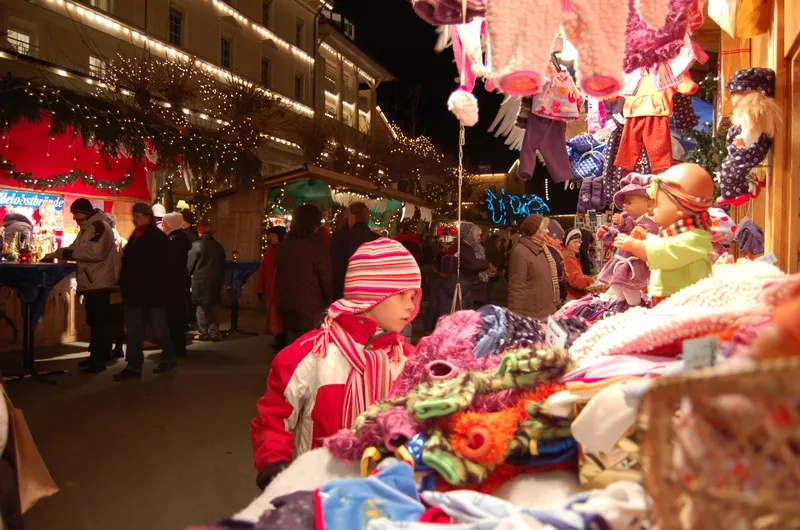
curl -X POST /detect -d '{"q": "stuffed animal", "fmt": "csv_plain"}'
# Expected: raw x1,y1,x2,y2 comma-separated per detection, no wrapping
717,68,783,206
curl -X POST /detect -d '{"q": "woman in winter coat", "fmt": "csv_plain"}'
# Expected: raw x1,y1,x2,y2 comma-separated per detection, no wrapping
563,229,596,300
459,222,493,309
507,214,560,318
276,204,333,343
187,224,226,341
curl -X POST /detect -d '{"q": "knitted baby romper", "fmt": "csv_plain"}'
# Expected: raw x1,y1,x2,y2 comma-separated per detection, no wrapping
487,0,668,98
717,125,772,206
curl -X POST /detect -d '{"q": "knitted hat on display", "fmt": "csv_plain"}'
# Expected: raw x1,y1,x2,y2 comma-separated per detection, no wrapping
520,214,544,236
613,173,652,210
726,67,776,98
569,262,786,362
329,239,422,322
734,218,765,255
151,203,166,219
132,203,154,217
70,198,94,215
162,212,184,233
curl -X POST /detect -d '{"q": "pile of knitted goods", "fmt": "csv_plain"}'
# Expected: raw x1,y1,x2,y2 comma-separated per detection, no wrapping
323,306,590,494
555,293,623,323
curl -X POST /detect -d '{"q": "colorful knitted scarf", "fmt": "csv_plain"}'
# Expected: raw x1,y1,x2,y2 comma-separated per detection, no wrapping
531,235,560,305
659,212,712,237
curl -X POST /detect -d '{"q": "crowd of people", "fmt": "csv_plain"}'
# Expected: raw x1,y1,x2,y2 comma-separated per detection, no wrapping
43,198,227,380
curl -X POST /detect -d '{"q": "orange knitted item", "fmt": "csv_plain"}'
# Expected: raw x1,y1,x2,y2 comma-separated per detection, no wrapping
447,406,526,465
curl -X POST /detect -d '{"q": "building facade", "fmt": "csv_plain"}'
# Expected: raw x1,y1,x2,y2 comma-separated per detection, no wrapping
0,0,396,174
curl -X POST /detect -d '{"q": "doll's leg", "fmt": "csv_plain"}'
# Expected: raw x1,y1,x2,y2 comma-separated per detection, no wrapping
488,0,562,96
564,0,628,97
610,284,627,301
623,288,643,307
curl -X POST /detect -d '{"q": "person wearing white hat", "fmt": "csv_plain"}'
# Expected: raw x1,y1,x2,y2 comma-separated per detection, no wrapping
152,203,166,230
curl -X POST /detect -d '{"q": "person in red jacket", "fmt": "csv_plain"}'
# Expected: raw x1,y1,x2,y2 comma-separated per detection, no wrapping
563,229,596,300
250,238,422,489
256,225,287,350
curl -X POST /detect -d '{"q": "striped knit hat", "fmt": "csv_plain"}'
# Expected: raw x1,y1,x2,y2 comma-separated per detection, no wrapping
329,238,422,321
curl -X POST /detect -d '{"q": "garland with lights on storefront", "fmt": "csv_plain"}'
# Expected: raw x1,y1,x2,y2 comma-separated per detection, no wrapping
0,76,262,189
0,157,133,192
484,188,550,226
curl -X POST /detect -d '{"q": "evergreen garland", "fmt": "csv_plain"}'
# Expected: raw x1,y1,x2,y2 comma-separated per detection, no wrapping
0,158,133,192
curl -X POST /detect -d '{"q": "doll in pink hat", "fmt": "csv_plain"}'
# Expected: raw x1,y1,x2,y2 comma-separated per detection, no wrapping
596,173,659,307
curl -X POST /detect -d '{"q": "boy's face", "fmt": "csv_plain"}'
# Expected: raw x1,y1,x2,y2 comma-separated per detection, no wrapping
364,290,418,333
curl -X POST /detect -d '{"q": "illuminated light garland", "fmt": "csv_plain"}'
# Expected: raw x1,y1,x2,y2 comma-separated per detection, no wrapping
319,43,375,84
484,188,550,225
0,158,134,192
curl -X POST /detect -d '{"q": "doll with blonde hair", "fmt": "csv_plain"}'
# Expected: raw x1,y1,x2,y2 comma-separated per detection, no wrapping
718,68,783,206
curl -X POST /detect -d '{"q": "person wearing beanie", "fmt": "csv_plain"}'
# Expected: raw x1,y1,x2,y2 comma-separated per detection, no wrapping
151,203,166,230
180,209,199,242
187,222,226,342
113,202,177,381
508,214,560,318
424,254,474,333
251,238,422,490
256,225,288,350
43,197,117,374
161,212,192,358
563,228,596,300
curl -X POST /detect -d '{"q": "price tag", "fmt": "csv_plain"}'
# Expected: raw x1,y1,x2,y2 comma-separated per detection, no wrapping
546,317,569,349
755,253,778,265
682,336,719,371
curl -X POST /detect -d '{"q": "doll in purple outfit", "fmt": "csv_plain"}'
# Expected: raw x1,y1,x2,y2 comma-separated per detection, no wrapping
596,173,659,307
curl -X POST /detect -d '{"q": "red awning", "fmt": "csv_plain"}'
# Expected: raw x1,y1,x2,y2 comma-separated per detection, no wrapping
0,115,151,200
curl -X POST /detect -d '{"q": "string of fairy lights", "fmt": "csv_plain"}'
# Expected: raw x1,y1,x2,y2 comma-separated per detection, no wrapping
0,158,134,192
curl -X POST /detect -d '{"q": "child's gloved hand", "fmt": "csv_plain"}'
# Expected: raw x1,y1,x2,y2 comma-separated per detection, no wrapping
256,460,291,490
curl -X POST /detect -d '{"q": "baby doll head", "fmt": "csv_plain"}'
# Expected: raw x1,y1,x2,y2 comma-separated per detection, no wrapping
613,173,654,219
728,68,783,138
649,164,715,228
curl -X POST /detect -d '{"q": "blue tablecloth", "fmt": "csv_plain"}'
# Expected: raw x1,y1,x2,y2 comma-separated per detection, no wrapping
0,263,77,328
224,260,260,302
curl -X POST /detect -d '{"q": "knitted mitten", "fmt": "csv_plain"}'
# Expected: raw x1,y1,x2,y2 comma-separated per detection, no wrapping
422,427,492,485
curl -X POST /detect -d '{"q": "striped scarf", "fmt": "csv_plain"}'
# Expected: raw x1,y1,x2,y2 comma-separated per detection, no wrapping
531,235,560,305
312,238,421,428
660,213,712,237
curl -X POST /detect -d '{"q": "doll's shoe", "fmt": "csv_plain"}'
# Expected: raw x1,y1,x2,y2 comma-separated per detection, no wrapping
498,71,542,96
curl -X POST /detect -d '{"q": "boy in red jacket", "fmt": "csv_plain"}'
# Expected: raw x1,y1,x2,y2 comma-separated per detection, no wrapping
250,238,421,489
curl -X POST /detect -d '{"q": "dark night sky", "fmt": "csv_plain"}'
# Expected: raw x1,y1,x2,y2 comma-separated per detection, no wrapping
332,0,579,214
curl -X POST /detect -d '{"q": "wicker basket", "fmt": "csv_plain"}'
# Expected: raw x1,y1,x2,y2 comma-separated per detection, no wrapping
642,357,800,530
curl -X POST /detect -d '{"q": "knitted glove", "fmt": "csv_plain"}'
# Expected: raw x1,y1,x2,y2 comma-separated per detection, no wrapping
256,460,291,490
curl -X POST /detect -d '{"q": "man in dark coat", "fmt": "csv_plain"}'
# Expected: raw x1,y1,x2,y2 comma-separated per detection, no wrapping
330,202,380,300
114,203,177,381
162,212,192,357
187,224,226,342
277,204,333,343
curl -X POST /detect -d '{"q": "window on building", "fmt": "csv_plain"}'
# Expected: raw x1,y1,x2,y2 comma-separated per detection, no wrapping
260,57,271,87
294,73,305,102
7,29,32,56
295,18,305,49
220,37,232,69
359,111,371,134
168,9,183,46
261,1,271,27
343,105,355,128
90,0,111,11
89,56,107,78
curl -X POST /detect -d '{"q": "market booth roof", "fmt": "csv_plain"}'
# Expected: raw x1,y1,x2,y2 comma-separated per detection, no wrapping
263,164,424,207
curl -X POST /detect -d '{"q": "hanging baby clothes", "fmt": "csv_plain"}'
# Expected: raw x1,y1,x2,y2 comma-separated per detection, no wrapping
517,61,583,182
601,117,652,207
613,72,697,172
672,93,699,130
486,0,669,97
413,0,485,25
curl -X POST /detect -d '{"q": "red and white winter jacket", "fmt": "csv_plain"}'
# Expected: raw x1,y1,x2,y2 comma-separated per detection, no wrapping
250,314,414,471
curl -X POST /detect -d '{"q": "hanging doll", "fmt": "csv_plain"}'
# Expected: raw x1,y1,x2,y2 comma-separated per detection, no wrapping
516,48,584,182
596,173,659,307
717,68,783,206
614,163,715,305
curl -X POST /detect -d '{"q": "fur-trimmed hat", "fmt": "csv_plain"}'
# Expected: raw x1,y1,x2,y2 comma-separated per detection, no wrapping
726,67,776,98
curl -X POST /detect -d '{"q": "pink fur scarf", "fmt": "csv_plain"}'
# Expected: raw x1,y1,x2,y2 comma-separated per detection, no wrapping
623,0,695,73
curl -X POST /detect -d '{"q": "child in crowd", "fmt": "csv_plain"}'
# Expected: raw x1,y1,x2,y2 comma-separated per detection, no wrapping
425,254,474,333
250,239,422,489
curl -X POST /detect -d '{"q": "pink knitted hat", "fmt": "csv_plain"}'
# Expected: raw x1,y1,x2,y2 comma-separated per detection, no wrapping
613,173,652,210
329,238,422,322
569,262,786,362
